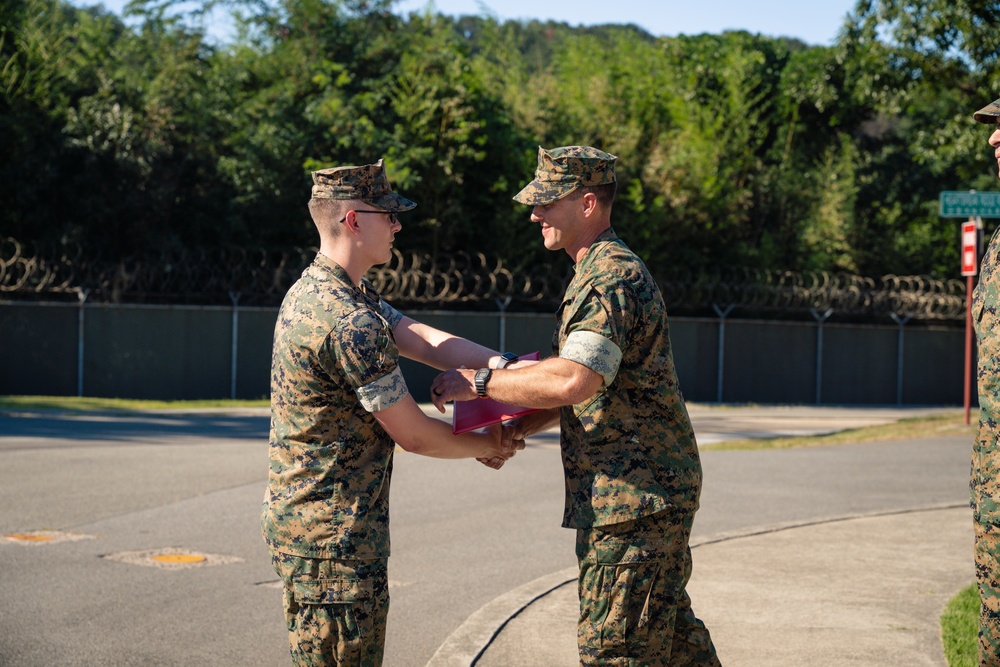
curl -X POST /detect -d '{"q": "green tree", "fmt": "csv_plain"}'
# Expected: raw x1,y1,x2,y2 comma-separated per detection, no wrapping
1,0,90,245
835,0,1000,276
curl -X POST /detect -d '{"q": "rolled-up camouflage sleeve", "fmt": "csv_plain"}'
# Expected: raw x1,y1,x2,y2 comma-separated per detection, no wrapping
562,330,622,386
324,308,408,412
561,288,625,386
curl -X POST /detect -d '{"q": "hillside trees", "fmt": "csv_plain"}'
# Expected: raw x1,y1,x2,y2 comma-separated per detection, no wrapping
2,0,998,285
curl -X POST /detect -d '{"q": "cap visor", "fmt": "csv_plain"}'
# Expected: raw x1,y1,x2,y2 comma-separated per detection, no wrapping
974,99,1000,124
368,192,416,212
512,181,578,206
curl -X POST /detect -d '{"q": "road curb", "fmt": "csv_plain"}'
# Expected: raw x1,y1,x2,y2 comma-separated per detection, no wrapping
425,567,577,667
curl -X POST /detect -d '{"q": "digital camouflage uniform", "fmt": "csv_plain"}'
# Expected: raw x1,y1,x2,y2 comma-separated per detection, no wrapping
262,161,414,667
974,98,1000,667
515,147,721,666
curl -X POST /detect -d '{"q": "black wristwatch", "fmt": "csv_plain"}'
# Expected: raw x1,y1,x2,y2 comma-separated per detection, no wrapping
474,368,492,398
497,352,519,369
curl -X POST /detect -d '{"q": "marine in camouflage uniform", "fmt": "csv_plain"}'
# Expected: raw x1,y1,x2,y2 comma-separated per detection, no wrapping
973,98,1000,667
430,146,721,666
263,161,512,667
556,225,718,666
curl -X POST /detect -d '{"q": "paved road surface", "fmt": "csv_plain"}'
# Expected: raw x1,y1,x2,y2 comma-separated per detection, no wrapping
0,405,970,666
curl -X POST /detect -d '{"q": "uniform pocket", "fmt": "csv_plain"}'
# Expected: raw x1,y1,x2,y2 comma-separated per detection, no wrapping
288,576,376,663
579,549,665,659
572,391,636,440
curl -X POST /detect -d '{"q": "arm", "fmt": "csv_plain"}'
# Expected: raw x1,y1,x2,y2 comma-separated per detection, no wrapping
501,408,560,449
393,316,497,370
373,393,520,461
429,289,625,411
328,308,518,465
476,407,560,470
393,315,534,372
429,356,604,412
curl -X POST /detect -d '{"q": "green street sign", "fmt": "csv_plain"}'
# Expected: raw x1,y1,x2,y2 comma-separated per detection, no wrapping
940,190,1000,218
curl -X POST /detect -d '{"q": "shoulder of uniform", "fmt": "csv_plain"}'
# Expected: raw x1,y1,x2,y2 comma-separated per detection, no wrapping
333,304,385,333
586,250,644,287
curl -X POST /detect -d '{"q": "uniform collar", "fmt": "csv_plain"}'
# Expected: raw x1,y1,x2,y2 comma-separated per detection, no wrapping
313,252,357,291
313,252,384,309
574,227,619,273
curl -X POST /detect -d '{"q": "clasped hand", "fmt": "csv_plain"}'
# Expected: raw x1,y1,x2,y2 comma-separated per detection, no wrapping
430,369,524,470
477,421,526,470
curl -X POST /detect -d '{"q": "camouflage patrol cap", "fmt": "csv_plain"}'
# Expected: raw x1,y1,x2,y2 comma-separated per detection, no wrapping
974,97,1000,124
311,159,416,212
513,146,617,206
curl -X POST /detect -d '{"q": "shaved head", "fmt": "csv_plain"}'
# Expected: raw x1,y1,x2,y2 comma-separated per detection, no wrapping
308,197,356,238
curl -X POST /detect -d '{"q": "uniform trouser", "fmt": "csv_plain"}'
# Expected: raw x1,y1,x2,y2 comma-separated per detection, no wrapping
576,505,721,667
976,519,1000,667
270,550,389,667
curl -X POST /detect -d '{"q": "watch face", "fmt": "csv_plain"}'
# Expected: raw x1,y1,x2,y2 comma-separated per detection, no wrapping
475,368,491,397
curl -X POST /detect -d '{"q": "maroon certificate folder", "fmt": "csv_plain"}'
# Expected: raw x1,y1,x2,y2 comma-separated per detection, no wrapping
451,352,541,434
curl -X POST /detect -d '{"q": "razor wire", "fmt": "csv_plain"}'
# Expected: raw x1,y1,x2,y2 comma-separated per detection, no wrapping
0,236,968,320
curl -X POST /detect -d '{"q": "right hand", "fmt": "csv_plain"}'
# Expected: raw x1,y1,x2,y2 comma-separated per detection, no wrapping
477,422,524,470
501,419,526,455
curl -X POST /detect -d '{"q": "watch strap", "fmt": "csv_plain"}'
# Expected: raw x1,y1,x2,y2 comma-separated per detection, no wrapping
474,368,492,398
497,352,519,369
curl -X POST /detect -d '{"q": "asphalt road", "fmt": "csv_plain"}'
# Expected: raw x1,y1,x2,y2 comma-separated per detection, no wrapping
0,405,971,666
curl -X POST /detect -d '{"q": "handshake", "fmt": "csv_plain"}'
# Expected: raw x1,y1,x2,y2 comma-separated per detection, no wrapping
430,365,537,471
431,352,556,470
474,422,527,471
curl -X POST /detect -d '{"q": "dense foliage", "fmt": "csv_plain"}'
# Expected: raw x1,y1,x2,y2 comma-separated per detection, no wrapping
3,0,1000,280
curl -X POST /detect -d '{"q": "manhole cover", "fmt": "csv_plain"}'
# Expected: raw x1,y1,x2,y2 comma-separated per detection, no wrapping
3,531,94,545
6,533,54,542
150,554,207,564
103,548,243,569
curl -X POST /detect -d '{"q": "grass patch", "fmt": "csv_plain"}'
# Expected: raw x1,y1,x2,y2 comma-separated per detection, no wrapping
942,584,979,667
703,412,972,451
0,395,268,412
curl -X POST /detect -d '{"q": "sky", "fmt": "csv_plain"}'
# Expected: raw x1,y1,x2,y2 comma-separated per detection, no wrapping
393,0,860,46
78,0,861,47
